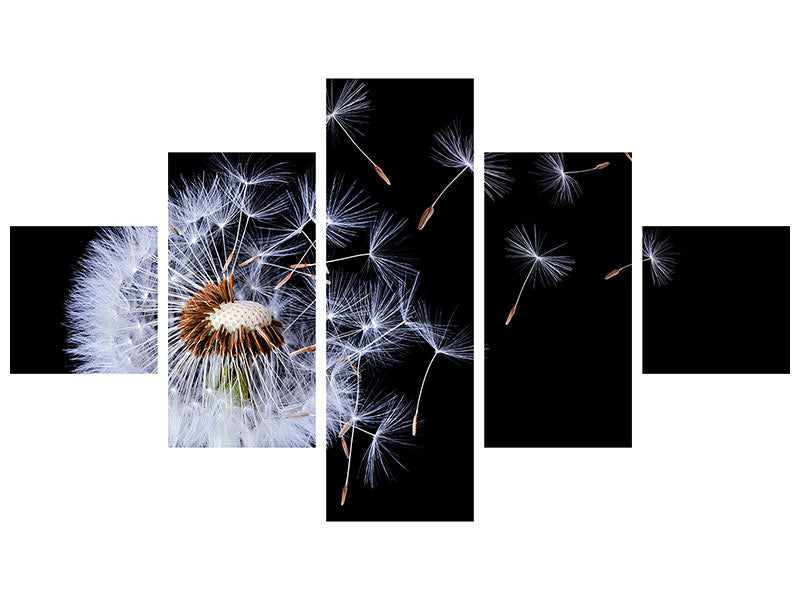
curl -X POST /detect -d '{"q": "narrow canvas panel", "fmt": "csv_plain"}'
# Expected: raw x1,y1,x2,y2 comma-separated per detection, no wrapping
326,79,474,521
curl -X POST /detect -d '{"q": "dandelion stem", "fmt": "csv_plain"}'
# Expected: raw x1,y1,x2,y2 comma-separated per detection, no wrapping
412,351,438,436
604,257,650,280
291,253,369,268
563,162,610,175
506,262,537,325
342,354,362,505
418,165,470,230
332,116,390,185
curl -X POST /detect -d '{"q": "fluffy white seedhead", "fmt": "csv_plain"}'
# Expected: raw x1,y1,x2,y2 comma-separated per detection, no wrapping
643,228,678,286
366,212,416,284
168,155,316,447
211,154,289,188
532,152,581,206
431,119,474,171
326,79,371,138
66,226,158,374
360,393,414,486
410,304,473,362
484,152,514,201
506,224,575,287
327,274,418,368
326,174,375,248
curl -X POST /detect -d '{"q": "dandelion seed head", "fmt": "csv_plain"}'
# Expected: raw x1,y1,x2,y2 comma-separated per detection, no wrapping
169,154,315,447
532,152,582,206
360,394,414,487
411,305,473,362
506,224,575,287
326,80,371,138
484,153,514,201
431,119,474,172
365,213,416,285
643,228,678,285
326,175,374,248
66,226,158,374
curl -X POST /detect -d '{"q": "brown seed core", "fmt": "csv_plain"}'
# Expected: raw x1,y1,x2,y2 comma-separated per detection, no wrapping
178,273,285,359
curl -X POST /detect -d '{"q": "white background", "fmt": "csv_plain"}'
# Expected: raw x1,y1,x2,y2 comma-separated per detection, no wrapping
1,2,797,598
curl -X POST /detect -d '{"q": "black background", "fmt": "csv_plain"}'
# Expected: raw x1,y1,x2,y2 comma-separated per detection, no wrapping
485,153,632,448
643,226,790,374
326,79,474,521
10,226,102,374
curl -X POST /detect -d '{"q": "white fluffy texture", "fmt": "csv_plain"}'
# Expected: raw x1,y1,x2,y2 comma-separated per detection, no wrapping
532,152,581,206
484,152,514,202
66,226,158,374
326,79,371,138
431,119,474,171
168,157,315,448
643,228,678,286
506,224,575,288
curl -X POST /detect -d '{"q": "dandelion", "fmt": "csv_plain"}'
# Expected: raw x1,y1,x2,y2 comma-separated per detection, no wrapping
418,119,474,230
168,155,316,447
65,226,158,373
532,152,610,206
603,229,677,285
326,80,391,185
505,225,574,325
484,152,514,202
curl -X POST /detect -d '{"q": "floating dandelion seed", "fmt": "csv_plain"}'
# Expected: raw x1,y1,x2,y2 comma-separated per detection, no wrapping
532,152,610,206
603,229,678,285
418,119,474,230
326,174,375,249
168,155,316,447
326,80,391,185
642,228,677,285
408,307,472,436
505,225,575,324
66,226,158,373
484,152,514,202
295,209,415,286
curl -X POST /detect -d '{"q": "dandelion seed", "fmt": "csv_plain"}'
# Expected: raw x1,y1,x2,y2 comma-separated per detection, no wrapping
408,306,472,434
532,153,610,206
326,80,390,185
484,152,514,202
66,226,158,373
642,228,677,285
326,174,375,248
505,225,574,324
418,119,474,230
603,229,678,285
